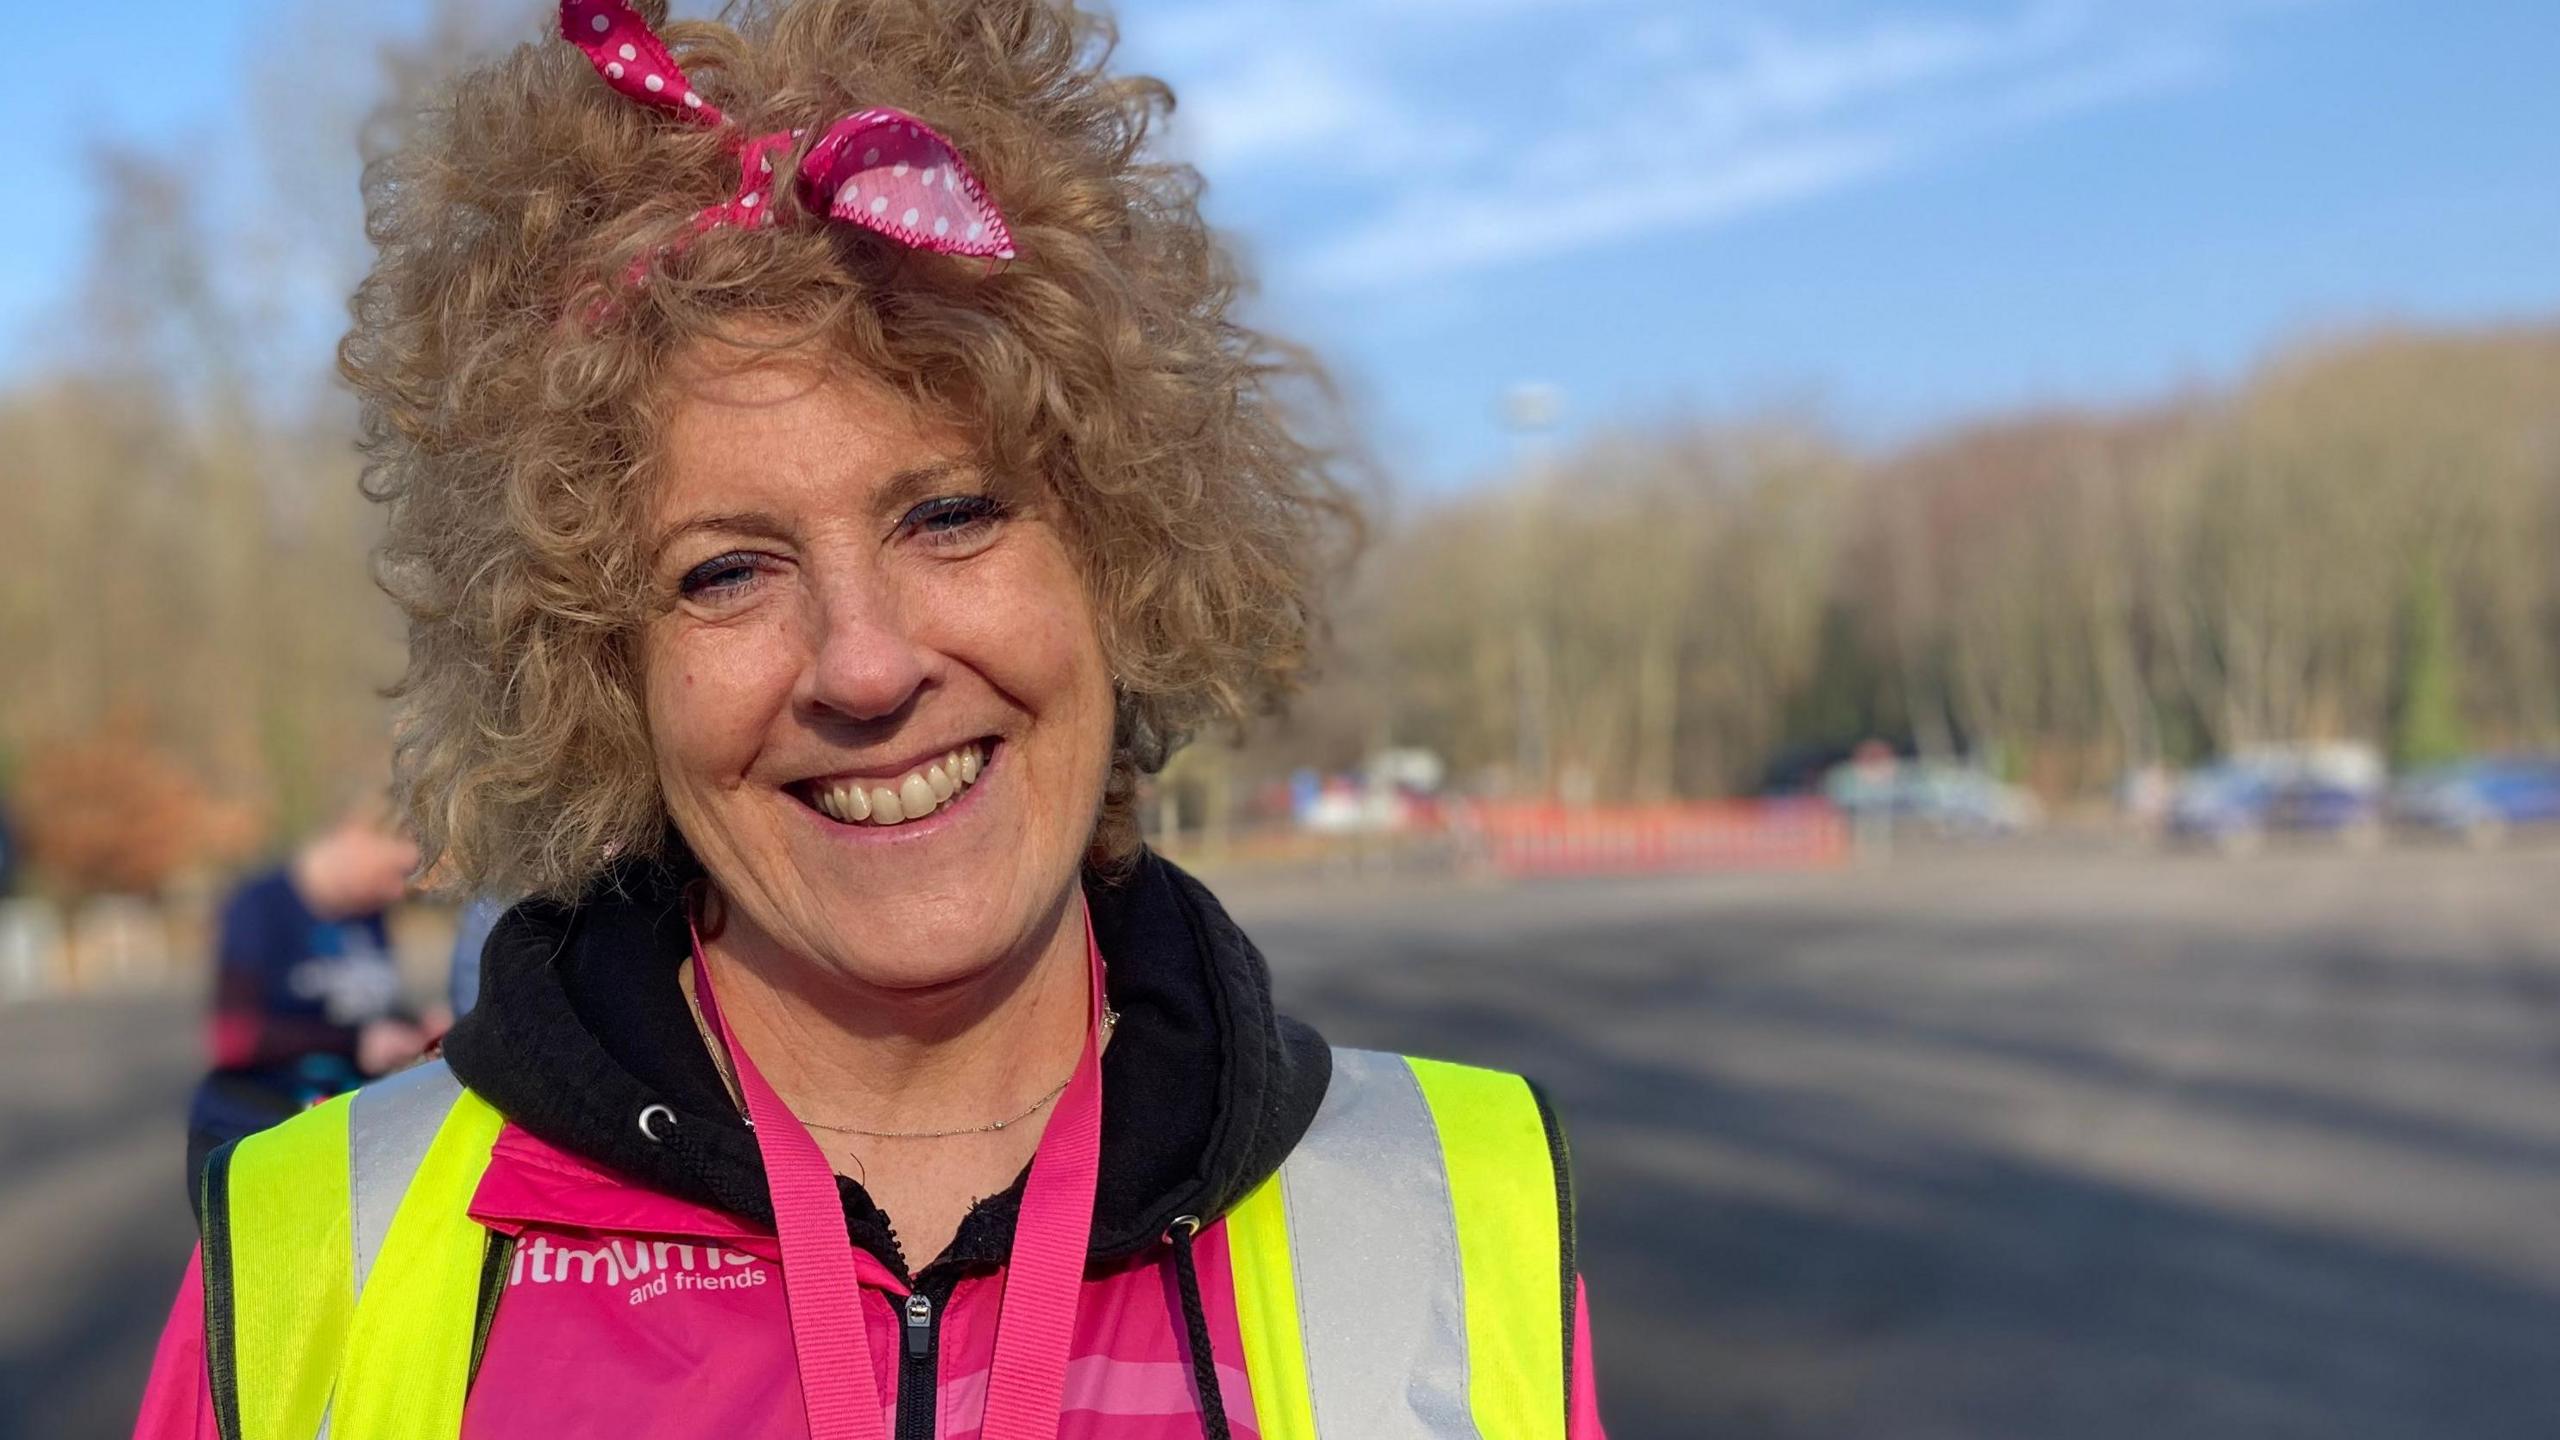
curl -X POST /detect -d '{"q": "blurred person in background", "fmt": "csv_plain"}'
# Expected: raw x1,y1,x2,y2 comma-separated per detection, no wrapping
181,799,439,1197
0,793,19,896
132,2,1602,1438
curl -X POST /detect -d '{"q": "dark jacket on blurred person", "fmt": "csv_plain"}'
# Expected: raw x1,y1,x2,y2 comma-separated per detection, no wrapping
182,814,426,1197
204,866,403,1073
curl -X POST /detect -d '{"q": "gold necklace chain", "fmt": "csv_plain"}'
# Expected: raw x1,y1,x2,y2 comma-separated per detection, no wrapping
806,1076,1072,1138
679,963,1117,1140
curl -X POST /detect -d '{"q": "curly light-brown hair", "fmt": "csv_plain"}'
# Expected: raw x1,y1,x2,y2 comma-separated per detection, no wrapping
345,0,1359,901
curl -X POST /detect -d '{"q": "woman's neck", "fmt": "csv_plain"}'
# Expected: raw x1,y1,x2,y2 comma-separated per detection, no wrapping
689,885,1092,1137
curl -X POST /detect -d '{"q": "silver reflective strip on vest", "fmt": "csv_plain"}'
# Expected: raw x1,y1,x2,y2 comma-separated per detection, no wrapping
311,1060,462,1440
1277,1047,1480,1439
346,1058,464,1295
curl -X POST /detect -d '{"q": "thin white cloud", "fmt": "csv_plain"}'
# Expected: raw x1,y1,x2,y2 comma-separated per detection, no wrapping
1124,0,1652,70
1116,0,2259,290
1697,8,2079,128
1177,47,1382,170
1296,132,1908,288
1294,43,2216,290
1174,44,1484,179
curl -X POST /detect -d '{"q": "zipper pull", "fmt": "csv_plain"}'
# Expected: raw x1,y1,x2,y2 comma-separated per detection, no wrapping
903,1291,934,1359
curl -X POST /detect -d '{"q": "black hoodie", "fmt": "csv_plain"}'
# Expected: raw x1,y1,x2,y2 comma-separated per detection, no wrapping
438,849,1332,1283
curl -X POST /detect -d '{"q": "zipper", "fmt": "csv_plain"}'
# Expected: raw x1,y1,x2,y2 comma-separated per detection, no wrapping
199,1142,245,1440
894,1273,960,1440
470,1232,519,1391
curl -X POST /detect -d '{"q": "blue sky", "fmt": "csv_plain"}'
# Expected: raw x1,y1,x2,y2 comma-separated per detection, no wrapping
11,0,2559,487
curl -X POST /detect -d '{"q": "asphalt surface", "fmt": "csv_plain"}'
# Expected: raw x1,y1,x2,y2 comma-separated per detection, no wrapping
7,848,2558,1439
1,989,201,1440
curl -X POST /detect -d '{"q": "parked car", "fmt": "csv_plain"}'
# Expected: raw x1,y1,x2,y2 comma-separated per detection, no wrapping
2390,756,2560,847
1826,759,2042,837
2169,744,2384,852
2167,762,2277,851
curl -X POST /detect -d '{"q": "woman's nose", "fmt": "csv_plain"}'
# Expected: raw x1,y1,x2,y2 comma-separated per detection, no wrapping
794,580,933,722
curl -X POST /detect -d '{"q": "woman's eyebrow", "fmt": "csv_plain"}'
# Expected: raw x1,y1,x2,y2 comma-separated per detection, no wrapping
873,460,984,518
651,511,793,565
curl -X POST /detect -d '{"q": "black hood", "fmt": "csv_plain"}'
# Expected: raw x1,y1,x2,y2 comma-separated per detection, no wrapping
439,850,1330,1279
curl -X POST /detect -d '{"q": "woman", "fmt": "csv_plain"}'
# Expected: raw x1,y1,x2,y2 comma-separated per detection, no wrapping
135,2,1604,1436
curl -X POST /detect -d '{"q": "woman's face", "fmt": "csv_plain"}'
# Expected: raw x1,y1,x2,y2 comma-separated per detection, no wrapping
641,344,1114,996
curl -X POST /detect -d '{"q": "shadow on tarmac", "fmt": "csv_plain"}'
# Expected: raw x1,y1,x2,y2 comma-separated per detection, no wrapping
1260,876,2560,1440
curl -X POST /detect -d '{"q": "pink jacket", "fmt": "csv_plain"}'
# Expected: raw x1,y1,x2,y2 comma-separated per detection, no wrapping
135,1118,1606,1438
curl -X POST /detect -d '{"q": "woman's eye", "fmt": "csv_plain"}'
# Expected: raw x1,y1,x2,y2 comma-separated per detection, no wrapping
901,494,1009,549
678,552,763,599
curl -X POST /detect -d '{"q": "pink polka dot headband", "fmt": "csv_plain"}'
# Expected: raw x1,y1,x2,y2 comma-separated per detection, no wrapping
561,0,1017,279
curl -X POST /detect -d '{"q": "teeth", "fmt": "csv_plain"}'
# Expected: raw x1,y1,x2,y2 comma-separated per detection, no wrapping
899,773,936,818
810,742,989,828
812,783,870,824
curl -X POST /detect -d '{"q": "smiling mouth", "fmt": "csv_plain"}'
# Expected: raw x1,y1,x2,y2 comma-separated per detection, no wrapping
791,739,994,828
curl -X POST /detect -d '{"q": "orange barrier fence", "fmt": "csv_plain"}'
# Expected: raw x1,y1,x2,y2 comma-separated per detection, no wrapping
1457,799,1848,877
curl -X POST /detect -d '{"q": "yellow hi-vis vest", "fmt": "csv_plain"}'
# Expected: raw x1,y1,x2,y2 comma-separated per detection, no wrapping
197,1048,1579,1440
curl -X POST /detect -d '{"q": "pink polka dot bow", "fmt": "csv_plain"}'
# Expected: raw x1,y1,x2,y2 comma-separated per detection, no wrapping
560,0,1017,268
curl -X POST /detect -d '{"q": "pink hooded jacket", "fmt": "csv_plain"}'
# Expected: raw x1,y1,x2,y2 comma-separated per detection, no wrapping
134,856,1606,1438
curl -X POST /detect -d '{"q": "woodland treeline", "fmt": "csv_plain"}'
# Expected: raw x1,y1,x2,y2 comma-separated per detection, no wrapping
10,296,2559,894
0,2,482,896
1248,322,2560,806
